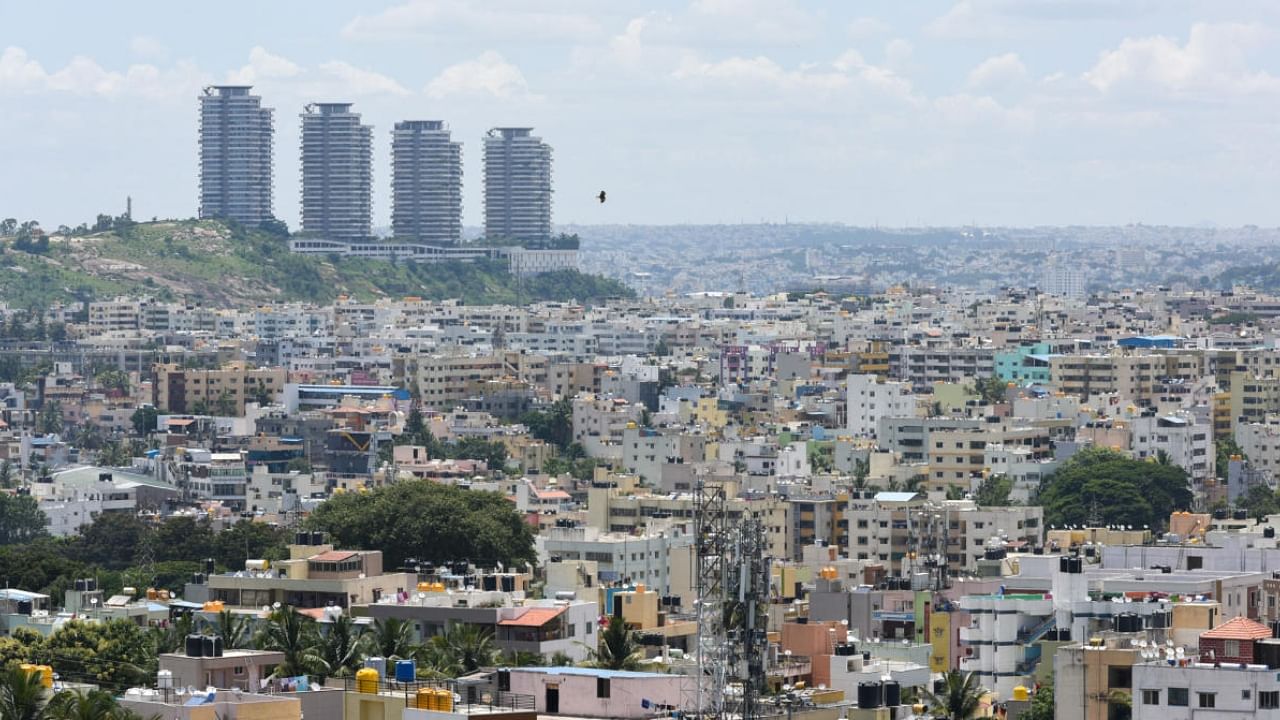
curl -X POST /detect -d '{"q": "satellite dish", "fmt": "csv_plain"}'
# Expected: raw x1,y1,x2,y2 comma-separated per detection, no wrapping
1167,639,1175,648
1176,647,1185,658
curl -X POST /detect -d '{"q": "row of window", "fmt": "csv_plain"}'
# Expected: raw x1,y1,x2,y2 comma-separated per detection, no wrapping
1141,688,1280,709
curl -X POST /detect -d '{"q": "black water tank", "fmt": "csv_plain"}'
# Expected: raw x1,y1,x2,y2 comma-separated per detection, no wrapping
74,579,86,592
85,578,96,592
1072,557,1083,573
16,600,32,615
482,576,497,591
295,532,309,545
883,681,901,707
1259,639,1280,668
1059,557,1070,573
205,558,216,574
211,635,224,657
186,634,204,657
1214,509,1228,520
500,576,515,592
1267,527,1276,539
858,682,882,709
201,635,215,658
1271,620,1280,639
311,531,326,545
1234,510,1249,520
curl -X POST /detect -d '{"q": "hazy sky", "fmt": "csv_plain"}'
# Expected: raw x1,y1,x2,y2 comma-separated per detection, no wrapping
3,1,1280,230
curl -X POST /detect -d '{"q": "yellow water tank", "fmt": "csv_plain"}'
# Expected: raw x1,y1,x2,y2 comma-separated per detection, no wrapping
417,582,433,593
416,688,437,710
436,688,453,712
356,668,379,694
146,588,158,600
1012,686,1030,701
635,583,646,594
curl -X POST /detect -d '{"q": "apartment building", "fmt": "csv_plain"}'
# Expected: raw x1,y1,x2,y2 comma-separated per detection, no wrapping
539,525,694,598
925,422,1052,495
398,351,548,411
847,374,916,438
844,493,1043,575
573,395,643,460
1049,353,1200,406
152,362,286,416
198,85,274,226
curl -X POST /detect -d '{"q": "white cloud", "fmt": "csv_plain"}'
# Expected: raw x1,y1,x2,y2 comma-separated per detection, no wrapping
317,61,409,96
1084,22,1280,96
687,0,820,44
966,52,1028,91
673,54,846,92
847,16,890,40
884,38,913,71
0,46,201,99
426,51,533,100
344,0,601,42
226,46,302,85
129,35,168,61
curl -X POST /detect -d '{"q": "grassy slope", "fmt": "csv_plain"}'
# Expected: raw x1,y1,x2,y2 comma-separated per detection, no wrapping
0,220,633,309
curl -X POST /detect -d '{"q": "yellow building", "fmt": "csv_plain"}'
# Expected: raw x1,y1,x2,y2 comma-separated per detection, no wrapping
153,361,286,416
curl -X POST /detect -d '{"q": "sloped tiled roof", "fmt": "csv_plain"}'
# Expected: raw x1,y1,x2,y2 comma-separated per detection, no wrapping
1202,615,1272,641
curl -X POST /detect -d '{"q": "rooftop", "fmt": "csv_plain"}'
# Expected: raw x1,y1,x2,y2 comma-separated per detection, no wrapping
1202,615,1272,641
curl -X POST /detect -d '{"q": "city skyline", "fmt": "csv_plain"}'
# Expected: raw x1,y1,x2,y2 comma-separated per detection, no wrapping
4,1,1280,230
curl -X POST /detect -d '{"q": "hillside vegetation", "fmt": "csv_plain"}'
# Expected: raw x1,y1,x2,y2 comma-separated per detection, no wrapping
0,220,633,309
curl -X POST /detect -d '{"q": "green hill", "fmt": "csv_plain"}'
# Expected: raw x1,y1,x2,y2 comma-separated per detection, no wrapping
0,220,633,309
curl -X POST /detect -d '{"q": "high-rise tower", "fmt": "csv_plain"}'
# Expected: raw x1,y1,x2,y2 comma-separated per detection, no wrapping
391,121,462,245
483,127,552,242
300,103,372,241
198,86,274,226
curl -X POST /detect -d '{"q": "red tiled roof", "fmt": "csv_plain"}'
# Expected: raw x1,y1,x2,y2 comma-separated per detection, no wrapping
498,606,565,627
1202,616,1272,641
310,550,357,562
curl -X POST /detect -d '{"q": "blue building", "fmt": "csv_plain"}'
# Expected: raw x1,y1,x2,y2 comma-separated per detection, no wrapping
994,343,1056,384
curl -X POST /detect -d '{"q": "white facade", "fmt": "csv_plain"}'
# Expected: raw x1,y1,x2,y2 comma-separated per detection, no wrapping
538,525,694,592
509,249,578,276
391,120,462,245
199,85,274,226
847,374,916,438
1132,661,1280,720
1128,413,1214,484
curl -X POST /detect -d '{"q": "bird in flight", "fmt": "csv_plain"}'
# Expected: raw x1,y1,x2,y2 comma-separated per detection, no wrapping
597,190,607,203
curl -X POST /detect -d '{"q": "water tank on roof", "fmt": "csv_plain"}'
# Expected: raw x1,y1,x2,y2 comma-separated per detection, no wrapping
185,634,204,657
857,682,883,709
201,635,216,658
500,576,515,592
883,681,901,707
395,659,417,683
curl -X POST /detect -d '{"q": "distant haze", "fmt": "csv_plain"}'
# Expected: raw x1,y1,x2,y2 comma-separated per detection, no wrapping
2,1,1280,229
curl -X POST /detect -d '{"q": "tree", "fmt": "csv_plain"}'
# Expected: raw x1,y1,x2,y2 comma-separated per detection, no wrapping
37,401,63,435
1236,484,1280,520
426,624,497,674
312,614,364,681
0,219,16,236
588,616,643,671
47,688,138,720
75,512,149,570
130,407,159,437
1037,447,1192,530
152,517,216,563
97,440,132,468
211,609,253,650
0,461,13,489
95,368,130,395
256,606,320,679
973,474,1014,507
1217,437,1246,481
973,376,1009,405
39,619,154,691
0,664,50,720
214,520,290,570
308,481,536,568
363,617,416,660
0,494,47,545
1020,682,1054,720
520,398,573,450
213,390,237,417
922,670,986,720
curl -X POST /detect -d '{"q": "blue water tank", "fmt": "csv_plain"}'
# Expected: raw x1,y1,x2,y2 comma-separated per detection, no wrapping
395,659,417,682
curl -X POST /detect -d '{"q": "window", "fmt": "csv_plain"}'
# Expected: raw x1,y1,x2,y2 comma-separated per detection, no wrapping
1168,688,1188,707
1260,691,1280,709
597,677,611,698
1187,555,1203,570
1242,689,1251,701
1198,692,1215,708
1224,640,1240,656
1141,690,1159,705
1107,666,1132,689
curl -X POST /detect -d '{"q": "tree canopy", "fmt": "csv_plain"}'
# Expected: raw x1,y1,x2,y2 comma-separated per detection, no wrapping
308,480,536,568
1037,447,1192,530
0,494,47,545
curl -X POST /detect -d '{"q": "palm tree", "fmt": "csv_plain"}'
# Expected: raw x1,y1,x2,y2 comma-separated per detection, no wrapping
922,670,986,720
149,613,195,655
46,689,136,720
548,651,573,667
363,617,416,660
588,616,643,671
501,650,545,667
427,624,498,674
255,606,319,678
212,609,252,650
0,665,51,720
312,614,365,681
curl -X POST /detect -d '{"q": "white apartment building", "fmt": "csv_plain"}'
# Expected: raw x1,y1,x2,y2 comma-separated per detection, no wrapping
847,374,916,438
1131,660,1280,720
1128,412,1215,485
573,394,643,460
538,525,694,596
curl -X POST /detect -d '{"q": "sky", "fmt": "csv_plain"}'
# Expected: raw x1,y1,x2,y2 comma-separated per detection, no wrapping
3,0,1280,230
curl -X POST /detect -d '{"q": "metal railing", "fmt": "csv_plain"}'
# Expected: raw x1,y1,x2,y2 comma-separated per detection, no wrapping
341,676,536,712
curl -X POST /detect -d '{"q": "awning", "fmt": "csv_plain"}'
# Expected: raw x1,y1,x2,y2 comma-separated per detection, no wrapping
498,607,565,628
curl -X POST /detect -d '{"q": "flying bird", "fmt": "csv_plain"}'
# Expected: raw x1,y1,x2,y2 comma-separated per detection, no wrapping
597,190,607,203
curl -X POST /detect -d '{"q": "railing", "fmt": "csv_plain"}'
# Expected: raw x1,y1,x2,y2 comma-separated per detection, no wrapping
1017,615,1058,645
341,676,536,712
